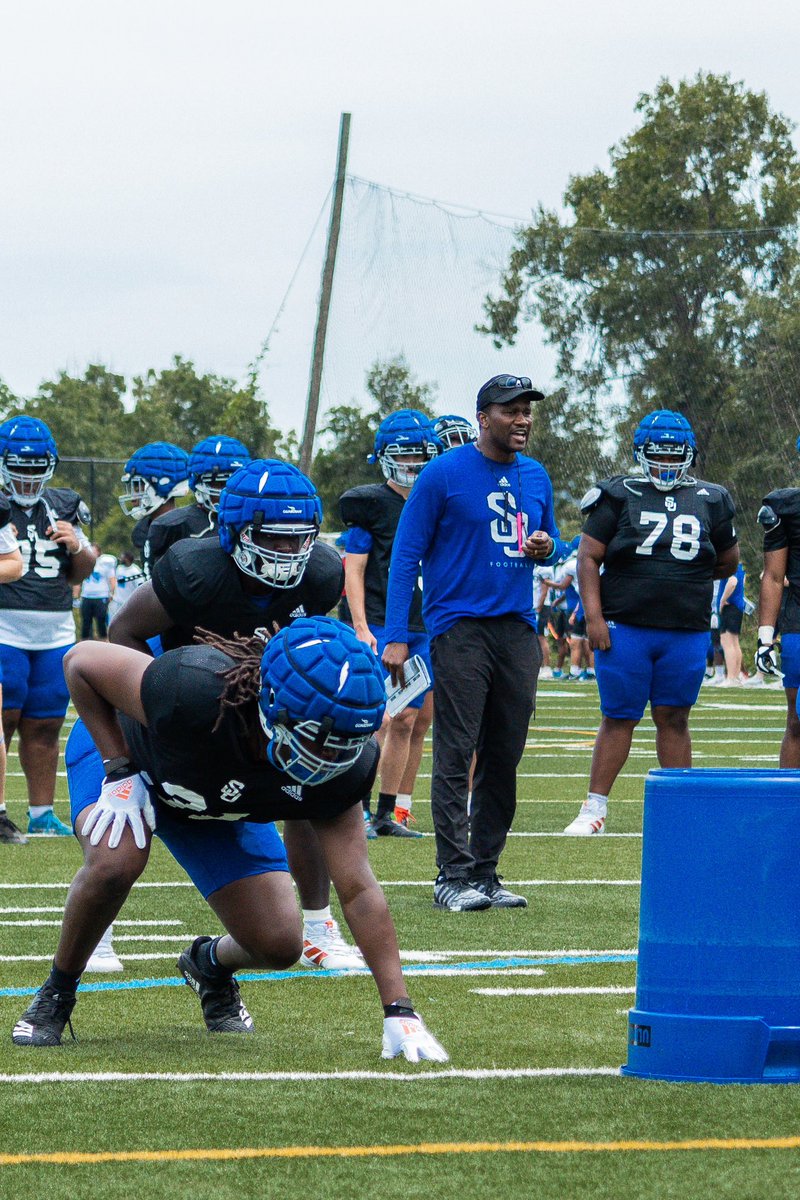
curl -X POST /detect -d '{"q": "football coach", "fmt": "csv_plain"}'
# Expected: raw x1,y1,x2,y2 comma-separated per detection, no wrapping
382,374,565,912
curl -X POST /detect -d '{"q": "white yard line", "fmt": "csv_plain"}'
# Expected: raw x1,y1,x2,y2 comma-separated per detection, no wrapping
471,986,635,997
0,1067,621,1085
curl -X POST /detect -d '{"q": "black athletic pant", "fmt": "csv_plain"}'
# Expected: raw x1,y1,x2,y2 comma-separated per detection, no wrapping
80,597,109,640
430,616,540,880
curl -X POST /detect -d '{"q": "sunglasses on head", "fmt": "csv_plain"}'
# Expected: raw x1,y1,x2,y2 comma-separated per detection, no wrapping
495,376,532,389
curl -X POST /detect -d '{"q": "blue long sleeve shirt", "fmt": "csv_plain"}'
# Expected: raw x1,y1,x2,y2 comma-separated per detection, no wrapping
384,442,564,641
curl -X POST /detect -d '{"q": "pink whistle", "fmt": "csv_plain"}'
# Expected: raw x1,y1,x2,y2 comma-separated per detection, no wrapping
516,510,524,552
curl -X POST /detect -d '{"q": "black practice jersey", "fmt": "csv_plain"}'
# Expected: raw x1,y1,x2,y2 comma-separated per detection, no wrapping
145,504,216,570
759,488,800,633
1,488,87,613
339,483,425,631
581,475,737,630
151,538,344,651
132,516,154,578
121,645,379,822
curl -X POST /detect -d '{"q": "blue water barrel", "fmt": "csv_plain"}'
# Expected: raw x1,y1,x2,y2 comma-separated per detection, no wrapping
622,768,800,1084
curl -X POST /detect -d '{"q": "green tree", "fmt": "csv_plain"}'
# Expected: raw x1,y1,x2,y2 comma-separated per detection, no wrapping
480,73,800,471
312,355,438,525
127,355,281,458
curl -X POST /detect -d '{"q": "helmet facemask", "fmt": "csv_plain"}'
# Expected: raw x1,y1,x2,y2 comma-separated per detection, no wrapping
193,471,234,514
635,440,694,491
119,474,189,519
1,454,56,507
258,706,369,785
378,443,434,488
232,519,318,587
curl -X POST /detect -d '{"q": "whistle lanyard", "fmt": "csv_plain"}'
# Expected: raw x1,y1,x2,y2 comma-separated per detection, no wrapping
477,448,525,552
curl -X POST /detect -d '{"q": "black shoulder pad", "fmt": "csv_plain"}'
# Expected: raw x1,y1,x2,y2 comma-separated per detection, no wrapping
43,487,87,523
594,475,630,501
757,504,781,530
339,485,376,528
762,488,800,518
579,485,603,513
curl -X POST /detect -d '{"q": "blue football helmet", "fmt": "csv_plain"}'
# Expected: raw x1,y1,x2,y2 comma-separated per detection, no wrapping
432,413,477,451
368,409,440,487
188,436,251,513
119,442,190,519
259,616,386,785
0,416,58,507
633,410,696,491
218,460,322,588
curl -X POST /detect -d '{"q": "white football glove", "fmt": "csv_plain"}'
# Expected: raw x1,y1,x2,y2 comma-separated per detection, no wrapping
381,1010,449,1063
81,770,156,850
755,625,781,678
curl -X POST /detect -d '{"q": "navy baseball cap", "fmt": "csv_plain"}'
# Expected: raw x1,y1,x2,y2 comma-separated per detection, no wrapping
476,375,545,412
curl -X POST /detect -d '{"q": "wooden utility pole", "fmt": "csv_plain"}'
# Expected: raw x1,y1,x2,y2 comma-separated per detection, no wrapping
300,112,351,475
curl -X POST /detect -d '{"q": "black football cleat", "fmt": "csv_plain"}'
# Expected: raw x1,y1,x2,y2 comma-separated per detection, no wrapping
371,816,423,839
12,981,76,1046
0,812,28,844
178,937,254,1034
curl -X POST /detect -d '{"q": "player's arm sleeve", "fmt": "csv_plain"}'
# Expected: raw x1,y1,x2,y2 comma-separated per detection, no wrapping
383,472,443,643
140,647,228,738
345,526,373,554
710,489,738,553
0,496,18,554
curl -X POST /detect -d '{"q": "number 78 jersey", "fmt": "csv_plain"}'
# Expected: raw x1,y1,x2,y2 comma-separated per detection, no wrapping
581,475,737,630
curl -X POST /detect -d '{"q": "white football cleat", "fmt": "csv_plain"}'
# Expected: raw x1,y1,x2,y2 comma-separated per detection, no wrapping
84,925,123,973
564,798,607,836
300,918,365,970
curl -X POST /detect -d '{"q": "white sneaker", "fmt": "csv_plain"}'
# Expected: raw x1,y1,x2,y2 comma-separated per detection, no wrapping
742,675,764,687
563,798,607,836
718,678,742,687
538,666,554,680
84,926,123,974
300,919,365,970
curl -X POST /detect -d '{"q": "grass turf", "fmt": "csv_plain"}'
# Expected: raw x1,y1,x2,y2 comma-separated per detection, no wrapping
0,681,798,1199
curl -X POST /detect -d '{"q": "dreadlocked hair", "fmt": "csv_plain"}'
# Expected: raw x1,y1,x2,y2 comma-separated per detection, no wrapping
194,627,267,740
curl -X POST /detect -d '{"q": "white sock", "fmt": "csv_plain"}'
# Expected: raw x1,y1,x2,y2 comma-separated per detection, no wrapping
587,792,608,812
715,665,724,679
396,793,412,811
0,804,6,814
28,805,52,819
570,666,580,678
302,906,332,925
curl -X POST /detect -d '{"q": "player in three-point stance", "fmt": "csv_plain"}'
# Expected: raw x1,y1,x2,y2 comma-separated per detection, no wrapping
12,616,448,1064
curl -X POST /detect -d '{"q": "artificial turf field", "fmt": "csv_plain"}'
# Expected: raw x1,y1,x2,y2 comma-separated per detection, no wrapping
1,680,799,1199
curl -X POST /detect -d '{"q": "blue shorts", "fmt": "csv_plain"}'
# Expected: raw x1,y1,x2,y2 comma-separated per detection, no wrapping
781,632,800,690
0,644,71,718
370,626,433,710
594,623,707,720
65,720,288,899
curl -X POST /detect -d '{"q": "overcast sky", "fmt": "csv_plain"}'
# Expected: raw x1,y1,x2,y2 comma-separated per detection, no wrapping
2,1,798,435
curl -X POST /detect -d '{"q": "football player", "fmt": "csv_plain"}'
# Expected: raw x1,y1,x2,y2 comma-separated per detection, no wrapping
339,410,439,837
144,435,251,568
118,442,190,577
565,410,739,835
107,459,363,970
432,414,477,451
0,416,95,841
12,618,448,1064
755,438,800,762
